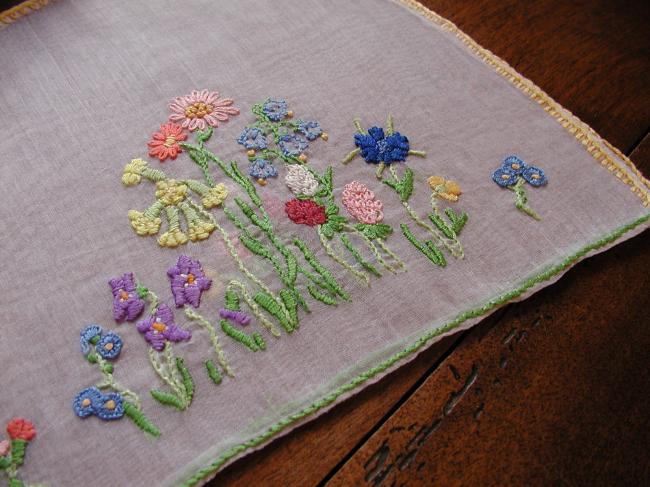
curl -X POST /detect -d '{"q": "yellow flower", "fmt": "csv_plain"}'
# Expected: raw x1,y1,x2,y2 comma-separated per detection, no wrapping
122,158,148,186
157,229,188,248
188,220,216,242
201,183,228,209
155,179,188,206
128,210,161,236
428,175,462,202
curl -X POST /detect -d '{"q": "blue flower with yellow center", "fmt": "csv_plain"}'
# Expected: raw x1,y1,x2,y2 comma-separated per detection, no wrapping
262,99,288,121
237,127,268,150
278,134,308,157
96,332,123,360
297,120,322,141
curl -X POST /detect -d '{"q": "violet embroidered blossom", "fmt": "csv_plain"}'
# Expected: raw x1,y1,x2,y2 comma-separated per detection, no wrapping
136,304,191,352
167,255,212,308
109,273,145,322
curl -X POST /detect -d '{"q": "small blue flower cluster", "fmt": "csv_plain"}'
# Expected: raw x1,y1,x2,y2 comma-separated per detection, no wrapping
80,324,123,359
492,155,548,187
73,386,125,420
236,98,324,182
354,127,410,164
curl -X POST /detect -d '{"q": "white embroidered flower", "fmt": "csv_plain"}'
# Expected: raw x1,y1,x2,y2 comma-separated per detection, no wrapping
285,165,319,197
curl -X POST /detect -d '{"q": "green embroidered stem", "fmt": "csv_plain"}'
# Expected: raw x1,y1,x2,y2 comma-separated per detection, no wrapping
184,308,234,377
227,281,281,337
376,238,406,270
511,176,541,220
346,224,401,273
339,234,381,278
293,238,349,300
318,226,369,285
94,354,141,409
342,148,360,164
401,224,446,267
375,163,386,179
123,401,160,437
148,348,188,410
205,360,222,385
307,285,337,305
353,118,365,134
428,196,465,258
386,114,394,135
408,150,427,157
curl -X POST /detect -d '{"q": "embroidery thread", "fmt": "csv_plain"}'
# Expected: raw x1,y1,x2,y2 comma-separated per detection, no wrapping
342,115,468,266
492,155,547,220
0,418,43,487
73,325,160,436
169,89,239,132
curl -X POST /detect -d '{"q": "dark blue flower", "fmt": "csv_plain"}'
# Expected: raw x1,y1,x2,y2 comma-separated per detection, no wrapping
95,392,125,420
237,127,268,150
262,99,288,121
73,386,103,418
354,127,410,164
96,332,123,360
278,134,308,157
249,159,278,180
297,121,322,141
501,155,527,175
80,324,103,355
522,166,548,186
492,167,519,187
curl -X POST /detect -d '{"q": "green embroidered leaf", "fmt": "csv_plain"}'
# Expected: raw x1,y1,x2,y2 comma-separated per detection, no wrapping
239,233,274,259
280,289,299,328
175,357,194,402
401,168,414,202
150,390,186,410
220,319,260,351
224,289,240,311
0,455,11,470
325,204,339,217
340,234,381,277
307,285,337,306
425,241,447,267
356,223,393,240
445,207,469,234
401,223,446,267
205,360,223,385
252,332,267,350
254,292,294,333
320,223,335,239
428,213,455,239
8,478,25,487
196,127,214,144
123,401,161,437
323,166,333,192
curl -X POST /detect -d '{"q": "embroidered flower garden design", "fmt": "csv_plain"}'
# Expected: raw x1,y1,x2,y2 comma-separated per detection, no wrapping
73,91,548,436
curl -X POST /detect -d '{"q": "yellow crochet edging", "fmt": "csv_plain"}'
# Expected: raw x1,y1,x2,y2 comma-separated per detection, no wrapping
397,0,650,207
0,0,51,29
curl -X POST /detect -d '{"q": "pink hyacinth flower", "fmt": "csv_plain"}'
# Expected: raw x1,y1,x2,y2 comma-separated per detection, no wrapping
341,181,384,224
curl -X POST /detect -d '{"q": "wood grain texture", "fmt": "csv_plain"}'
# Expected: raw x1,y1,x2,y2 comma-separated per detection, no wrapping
207,0,650,485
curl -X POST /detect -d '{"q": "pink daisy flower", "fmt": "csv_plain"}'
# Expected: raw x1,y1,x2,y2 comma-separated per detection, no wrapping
147,122,187,162
168,89,240,131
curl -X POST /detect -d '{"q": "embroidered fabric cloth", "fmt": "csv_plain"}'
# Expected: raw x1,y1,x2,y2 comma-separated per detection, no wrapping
1,1,648,486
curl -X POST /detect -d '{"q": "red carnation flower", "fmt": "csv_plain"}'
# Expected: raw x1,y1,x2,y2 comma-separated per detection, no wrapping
285,199,327,226
147,122,187,162
6,418,36,441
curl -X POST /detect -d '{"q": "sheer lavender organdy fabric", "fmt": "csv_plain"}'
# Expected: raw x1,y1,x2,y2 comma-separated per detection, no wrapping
0,1,648,486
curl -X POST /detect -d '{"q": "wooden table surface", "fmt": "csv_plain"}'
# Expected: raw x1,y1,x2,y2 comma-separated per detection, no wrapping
3,1,647,485
211,1,650,486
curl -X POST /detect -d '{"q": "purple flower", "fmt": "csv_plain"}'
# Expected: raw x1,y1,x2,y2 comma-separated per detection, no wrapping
109,273,145,322
167,255,212,308
136,304,191,352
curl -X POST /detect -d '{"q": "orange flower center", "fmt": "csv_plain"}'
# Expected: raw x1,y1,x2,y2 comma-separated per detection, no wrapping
185,102,214,119
104,342,114,351
152,322,167,333
186,273,195,284
104,400,116,410
511,163,520,170
119,290,129,301
81,398,91,407
531,174,540,180
164,135,177,147
501,174,510,180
